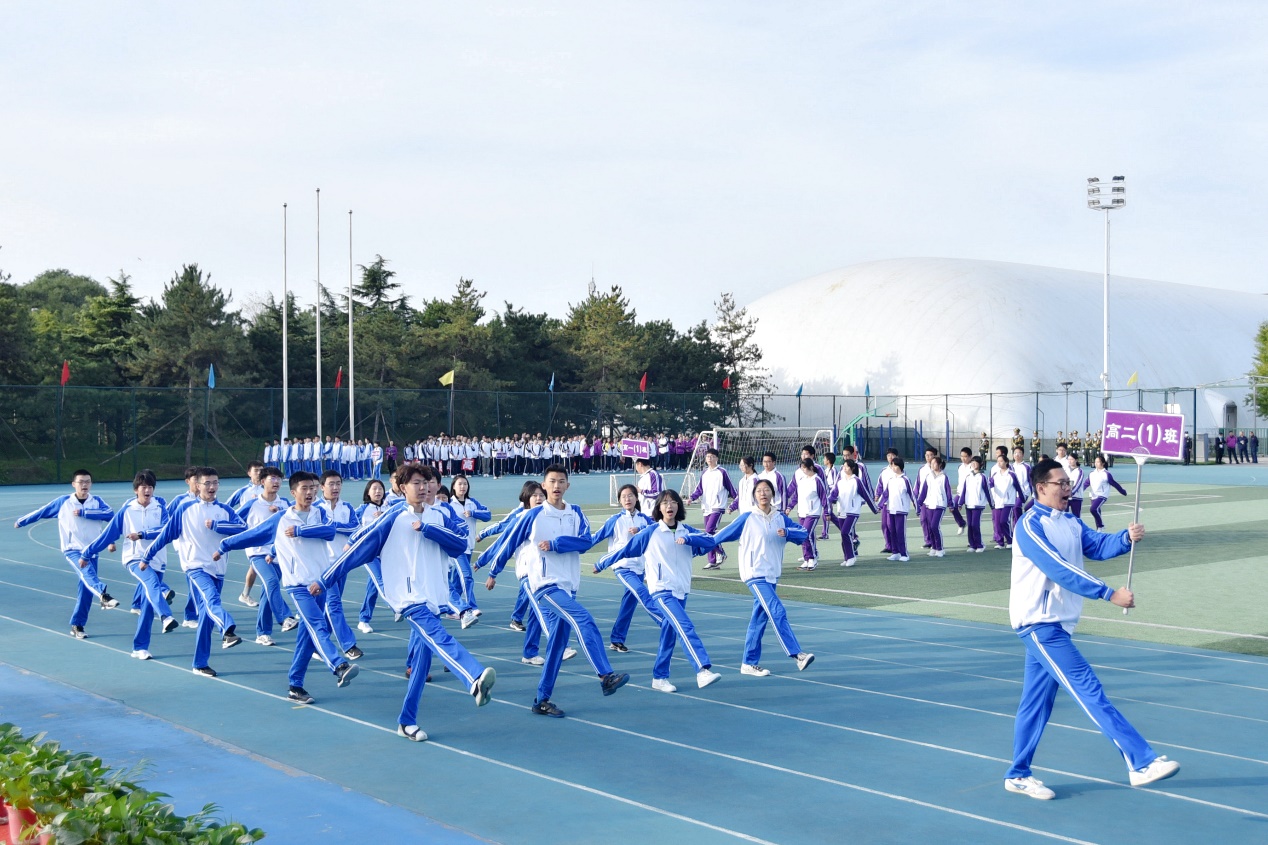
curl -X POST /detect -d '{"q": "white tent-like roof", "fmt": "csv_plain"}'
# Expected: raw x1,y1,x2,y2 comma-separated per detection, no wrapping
746,258,1268,434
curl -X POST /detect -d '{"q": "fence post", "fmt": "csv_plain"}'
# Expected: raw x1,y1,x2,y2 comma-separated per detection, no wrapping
131,388,138,476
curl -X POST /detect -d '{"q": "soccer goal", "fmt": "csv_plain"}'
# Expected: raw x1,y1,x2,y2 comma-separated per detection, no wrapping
677,427,834,498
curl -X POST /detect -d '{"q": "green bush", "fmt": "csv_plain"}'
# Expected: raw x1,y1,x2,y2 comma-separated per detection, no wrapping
0,723,265,844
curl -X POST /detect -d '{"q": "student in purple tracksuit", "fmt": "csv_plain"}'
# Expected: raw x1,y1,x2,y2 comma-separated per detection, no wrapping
687,448,736,570
990,456,1025,549
876,456,915,562
949,447,973,532
827,459,877,566
785,458,829,570
917,456,953,558
1065,454,1089,520
634,457,664,517
1010,447,1033,527
916,447,939,548
1087,455,1128,530
15,469,119,638
955,457,990,553
840,445,873,556
874,448,901,553
818,453,838,541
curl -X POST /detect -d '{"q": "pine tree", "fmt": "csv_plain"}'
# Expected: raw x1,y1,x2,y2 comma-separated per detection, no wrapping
710,292,773,426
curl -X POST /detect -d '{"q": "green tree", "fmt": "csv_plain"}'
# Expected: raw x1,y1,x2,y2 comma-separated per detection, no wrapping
0,281,34,384
561,284,641,393
1249,321,1268,417
354,255,408,311
711,292,774,426
130,264,245,465
65,272,141,385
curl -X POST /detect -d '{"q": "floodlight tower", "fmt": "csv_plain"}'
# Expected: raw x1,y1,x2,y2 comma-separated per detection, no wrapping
1086,175,1125,408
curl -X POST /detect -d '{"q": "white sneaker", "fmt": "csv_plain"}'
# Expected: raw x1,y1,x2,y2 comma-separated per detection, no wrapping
562,647,578,661
471,608,483,618
887,553,901,561
130,649,152,660
1129,756,1180,787
397,724,427,743
975,547,985,553
956,526,964,535
130,608,142,615
651,678,677,693
805,559,817,570
696,669,721,688
255,635,275,647
281,617,299,632
934,550,945,558
1004,776,1055,800
898,555,909,562
357,621,374,634
239,592,259,608
843,558,856,567
460,610,479,629
521,655,545,666
181,620,199,628
795,652,815,671
740,664,770,677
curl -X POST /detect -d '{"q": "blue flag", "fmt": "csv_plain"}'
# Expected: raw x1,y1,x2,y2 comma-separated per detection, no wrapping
795,384,803,398
548,372,555,392
864,381,871,398
207,364,216,389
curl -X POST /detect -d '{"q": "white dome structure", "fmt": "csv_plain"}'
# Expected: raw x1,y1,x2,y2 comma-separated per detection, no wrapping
746,258,1268,436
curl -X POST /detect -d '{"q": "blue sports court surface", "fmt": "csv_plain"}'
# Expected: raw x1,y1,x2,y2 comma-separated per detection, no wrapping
2,471,1266,844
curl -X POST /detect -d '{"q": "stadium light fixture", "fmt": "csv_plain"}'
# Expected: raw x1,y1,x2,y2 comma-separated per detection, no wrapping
1086,175,1125,409
1062,381,1074,434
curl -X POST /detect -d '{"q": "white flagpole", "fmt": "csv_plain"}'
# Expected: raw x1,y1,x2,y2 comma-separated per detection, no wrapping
315,188,322,440
348,209,355,442
282,202,289,440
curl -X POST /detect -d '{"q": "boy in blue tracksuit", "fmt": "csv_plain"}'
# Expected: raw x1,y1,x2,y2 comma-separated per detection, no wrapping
81,470,178,657
15,468,118,637
315,471,362,659
478,464,628,718
217,471,358,703
1003,458,1180,801
232,466,297,645
142,467,247,676
323,463,495,742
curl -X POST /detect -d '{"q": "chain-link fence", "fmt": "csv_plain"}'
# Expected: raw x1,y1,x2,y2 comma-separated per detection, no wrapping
0,382,1261,483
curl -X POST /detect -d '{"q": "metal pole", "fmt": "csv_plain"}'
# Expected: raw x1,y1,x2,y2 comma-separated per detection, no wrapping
1122,456,1146,615
315,188,323,440
1102,209,1111,409
348,209,355,441
282,203,289,439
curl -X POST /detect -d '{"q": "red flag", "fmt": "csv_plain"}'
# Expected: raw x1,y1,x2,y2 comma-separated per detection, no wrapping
722,375,731,390
60,360,70,386
335,366,343,389
639,372,648,392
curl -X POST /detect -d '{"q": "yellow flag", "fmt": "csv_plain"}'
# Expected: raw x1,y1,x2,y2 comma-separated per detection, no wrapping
438,369,455,387
1126,371,1138,386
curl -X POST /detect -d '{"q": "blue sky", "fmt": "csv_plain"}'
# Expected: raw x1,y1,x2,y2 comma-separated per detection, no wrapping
3,2,1266,326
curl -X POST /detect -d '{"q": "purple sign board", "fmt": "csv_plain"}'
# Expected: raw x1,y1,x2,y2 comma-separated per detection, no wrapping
1101,410,1185,461
620,438,652,460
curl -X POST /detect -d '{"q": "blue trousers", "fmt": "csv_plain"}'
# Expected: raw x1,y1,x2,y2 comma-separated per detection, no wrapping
399,603,487,727
534,586,613,702
358,559,383,623
181,571,199,622
743,578,801,664
510,577,530,624
609,568,664,646
324,572,357,651
286,585,346,689
127,562,172,651
650,591,711,679
519,577,547,659
249,555,292,637
187,569,235,670
64,550,107,628
448,553,477,613
131,569,171,611
1007,623,1157,778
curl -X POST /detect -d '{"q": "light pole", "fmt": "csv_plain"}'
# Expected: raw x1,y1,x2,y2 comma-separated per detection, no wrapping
1062,381,1073,434
1087,175,1125,409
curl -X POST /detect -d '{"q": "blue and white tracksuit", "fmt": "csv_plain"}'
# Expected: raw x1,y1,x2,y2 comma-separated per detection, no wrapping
590,509,662,646
479,509,548,659
477,506,530,624
598,521,716,680
1006,503,1159,778
326,502,488,727
221,506,348,689
479,502,614,703
712,509,808,665
234,496,294,637
165,491,201,622
16,494,114,628
448,496,490,613
355,501,390,624
315,499,360,651
82,496,171,650
144,498,246,668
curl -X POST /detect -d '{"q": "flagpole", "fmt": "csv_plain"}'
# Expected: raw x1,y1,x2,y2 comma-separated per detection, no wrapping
315,188,323,441
448,357,456,436
55,370,64,484
282,202,290,443
348,209,355,442
203,366,211,465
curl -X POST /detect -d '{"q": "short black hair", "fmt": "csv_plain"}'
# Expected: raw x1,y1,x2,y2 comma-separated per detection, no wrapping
544,463,569,479
519,481,544,508
651,489,685,523
132,470,156,489
762,451,777,462
197,466,218,480
891,456,905,470
1031,457,1063,488
705,448,720,458
261,466,284,480
320,470,342,484
961,447,973,457
289,471,318,490
801,444,816,456
184,466,200,480
70,468,92,482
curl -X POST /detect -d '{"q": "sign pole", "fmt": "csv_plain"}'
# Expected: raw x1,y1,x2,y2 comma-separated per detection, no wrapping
1122,454,1146,615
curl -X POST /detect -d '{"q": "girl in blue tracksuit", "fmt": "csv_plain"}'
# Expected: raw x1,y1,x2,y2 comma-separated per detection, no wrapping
597,489,720,694
475,481,540,633
711,478,815,676
590,484,660,652
355,479,390,632
448,475,491,623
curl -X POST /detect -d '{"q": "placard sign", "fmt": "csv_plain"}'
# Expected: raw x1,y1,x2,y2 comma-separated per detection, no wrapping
1100,410,1184,462
620,438,652,460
